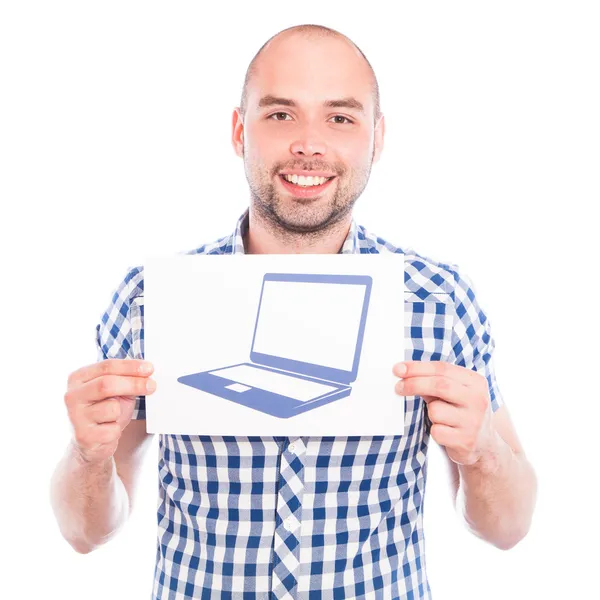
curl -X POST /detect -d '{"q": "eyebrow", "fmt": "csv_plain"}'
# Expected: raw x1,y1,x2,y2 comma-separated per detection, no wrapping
257,95,366,115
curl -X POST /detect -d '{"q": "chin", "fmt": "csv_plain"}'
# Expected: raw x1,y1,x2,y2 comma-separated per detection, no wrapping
274,209,341,234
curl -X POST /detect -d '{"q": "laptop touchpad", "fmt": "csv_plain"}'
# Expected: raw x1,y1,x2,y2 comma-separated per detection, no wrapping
226,383,252,393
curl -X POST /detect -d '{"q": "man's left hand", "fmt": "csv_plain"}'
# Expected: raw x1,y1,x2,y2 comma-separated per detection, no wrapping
392,361,498,467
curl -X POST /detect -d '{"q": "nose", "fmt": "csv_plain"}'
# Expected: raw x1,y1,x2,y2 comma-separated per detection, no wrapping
290,132,327,157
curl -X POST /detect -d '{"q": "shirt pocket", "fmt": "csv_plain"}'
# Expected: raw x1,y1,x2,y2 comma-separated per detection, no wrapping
404,291,454,362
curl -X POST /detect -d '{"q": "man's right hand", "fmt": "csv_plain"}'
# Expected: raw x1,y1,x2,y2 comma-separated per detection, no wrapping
64,359,156,465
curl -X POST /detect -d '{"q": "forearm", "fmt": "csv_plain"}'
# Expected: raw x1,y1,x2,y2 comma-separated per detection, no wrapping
50,439,130,553
456,432,537,550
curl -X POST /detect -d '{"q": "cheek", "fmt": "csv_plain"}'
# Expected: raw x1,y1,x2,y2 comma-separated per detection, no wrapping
248,122,288,150
245,135,284,171
337,134,374,168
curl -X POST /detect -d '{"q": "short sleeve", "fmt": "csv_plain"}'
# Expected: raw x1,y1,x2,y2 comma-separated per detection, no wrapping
449,267,504,413
94,265,147,420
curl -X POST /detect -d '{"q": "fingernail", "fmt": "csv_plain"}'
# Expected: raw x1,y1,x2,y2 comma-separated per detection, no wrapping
146,379,156,392
139,362,153,374
394,363,407,376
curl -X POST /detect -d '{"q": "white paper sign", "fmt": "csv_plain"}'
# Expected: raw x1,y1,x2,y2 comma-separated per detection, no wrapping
144,253,405,435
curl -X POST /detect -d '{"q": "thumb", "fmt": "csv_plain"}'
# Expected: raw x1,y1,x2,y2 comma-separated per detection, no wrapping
115,395,137,430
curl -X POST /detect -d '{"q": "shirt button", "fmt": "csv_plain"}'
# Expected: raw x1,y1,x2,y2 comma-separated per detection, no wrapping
289,443,296,453
283,519,292,531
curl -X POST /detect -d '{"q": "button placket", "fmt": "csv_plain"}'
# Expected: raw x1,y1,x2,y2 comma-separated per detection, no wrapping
271,437,307,599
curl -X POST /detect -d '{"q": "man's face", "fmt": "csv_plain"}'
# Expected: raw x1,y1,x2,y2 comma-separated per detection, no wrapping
233,34,384,234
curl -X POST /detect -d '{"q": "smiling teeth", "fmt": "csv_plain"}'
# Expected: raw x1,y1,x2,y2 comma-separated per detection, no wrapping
283,174,330,186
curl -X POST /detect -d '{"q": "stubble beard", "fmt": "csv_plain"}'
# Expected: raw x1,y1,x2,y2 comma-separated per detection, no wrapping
244,154,374,243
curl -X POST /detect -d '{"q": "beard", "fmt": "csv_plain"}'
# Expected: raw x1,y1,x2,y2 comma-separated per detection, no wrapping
243,151,374,238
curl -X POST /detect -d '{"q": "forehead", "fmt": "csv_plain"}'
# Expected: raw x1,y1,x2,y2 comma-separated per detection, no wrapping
246,34,375,113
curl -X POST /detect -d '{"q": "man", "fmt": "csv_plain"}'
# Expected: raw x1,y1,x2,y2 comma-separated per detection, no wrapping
51,24,537,600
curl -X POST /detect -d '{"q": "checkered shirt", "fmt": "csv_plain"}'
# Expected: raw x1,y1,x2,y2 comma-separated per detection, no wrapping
95,208,504,599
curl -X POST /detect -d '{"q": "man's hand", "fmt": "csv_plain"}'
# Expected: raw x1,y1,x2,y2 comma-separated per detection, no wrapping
392,361,497,467
64,359,156,465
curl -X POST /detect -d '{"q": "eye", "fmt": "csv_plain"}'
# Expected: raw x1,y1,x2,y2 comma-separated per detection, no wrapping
268,112,292,121
330,115,354,125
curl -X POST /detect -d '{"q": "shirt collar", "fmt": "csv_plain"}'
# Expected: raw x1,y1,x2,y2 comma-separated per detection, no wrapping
230,208,359,255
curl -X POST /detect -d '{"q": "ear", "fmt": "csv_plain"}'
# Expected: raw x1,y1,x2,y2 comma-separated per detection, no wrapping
231,107,244,158
372,114,385,164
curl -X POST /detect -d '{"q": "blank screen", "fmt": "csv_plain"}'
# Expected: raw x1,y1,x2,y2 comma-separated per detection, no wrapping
251,280,367,372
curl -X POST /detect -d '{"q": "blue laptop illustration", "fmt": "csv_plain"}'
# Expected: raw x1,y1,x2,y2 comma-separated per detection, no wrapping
177,273,373,419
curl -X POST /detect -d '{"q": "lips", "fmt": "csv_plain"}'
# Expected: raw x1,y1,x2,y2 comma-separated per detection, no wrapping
278,174,336,199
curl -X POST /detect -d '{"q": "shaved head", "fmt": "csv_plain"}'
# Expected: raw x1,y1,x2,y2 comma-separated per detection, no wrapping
240,24,381,123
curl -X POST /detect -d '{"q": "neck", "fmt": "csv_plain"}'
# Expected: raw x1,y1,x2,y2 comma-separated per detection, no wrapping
245,206,352,255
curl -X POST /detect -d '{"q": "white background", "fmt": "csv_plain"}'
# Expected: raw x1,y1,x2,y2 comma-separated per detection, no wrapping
1,1,598,598
144,254,404,435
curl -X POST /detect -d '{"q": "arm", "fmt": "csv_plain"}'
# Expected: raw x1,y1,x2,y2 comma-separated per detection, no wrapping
50,360,155,554
423,265,536,549
51,420,153,554
52,267,155,553
442,404,537,550
394,361,537,550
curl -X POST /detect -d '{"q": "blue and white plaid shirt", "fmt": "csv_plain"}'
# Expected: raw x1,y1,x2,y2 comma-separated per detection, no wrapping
96,208,503,600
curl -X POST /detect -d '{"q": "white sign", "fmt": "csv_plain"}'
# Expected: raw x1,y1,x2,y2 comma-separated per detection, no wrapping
144,254,405,435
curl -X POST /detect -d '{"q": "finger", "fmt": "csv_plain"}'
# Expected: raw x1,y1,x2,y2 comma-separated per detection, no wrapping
425,399,463,427
393,360,472,386
74,421,122,451
77,396,137,430
68,359,154,388
85,398,123,424
395,375,471,406
66,374,155,407
429,423,461,449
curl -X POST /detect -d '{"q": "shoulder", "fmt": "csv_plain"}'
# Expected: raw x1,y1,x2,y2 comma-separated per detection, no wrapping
101,264,145,315
356,224,474,303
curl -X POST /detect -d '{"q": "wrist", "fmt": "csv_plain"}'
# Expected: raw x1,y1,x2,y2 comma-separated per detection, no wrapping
69,439,113,472
463,431,509,476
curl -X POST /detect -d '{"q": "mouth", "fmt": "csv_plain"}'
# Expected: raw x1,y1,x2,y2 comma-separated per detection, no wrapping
278,174,336,198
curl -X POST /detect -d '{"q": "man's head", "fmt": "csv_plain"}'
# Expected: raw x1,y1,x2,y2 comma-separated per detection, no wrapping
232,24,385,237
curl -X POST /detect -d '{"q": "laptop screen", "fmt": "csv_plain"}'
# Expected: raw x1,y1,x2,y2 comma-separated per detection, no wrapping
250,275,370,375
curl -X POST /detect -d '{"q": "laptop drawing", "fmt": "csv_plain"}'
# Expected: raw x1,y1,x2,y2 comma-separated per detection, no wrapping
177,272,373,419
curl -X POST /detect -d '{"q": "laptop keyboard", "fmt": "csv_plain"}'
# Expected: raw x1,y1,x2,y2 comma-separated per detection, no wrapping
208,364,338,402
